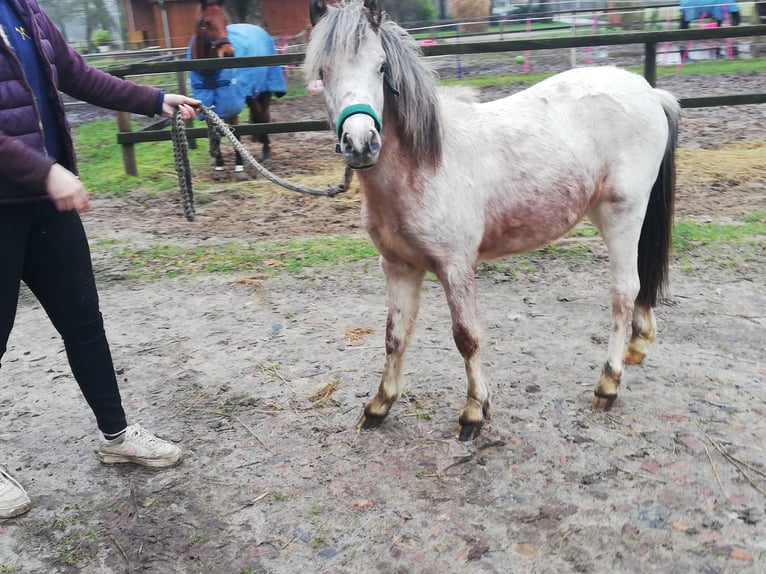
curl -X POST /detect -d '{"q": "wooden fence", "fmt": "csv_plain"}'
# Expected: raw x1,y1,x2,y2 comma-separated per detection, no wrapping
109,25,766,175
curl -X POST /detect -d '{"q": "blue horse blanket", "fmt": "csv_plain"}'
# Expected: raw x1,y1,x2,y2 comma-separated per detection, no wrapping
188,23,287,119
680,0,739,23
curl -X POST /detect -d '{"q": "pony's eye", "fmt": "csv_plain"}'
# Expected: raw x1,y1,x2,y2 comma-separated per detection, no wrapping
379,63,387,74
318,70,324,81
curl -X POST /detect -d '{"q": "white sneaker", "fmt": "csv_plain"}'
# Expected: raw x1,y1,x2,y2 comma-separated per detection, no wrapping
97,425,184,469
0,468,31,519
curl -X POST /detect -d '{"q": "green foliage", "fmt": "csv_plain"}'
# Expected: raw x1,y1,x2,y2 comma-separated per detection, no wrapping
382,0,436,22
91,28,111,46
231,0,261,23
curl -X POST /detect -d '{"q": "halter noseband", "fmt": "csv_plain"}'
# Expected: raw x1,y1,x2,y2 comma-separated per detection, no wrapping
197,17,232,51
335,104,382,140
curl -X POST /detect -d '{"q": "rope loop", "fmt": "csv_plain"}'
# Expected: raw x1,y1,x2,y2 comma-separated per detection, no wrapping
170,104,353,222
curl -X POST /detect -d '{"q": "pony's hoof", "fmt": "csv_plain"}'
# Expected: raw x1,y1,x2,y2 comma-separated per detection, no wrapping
624,349,646,365
234,170,248,182
456,421,483,441
213,170,225,181
456,398,490,440
357,412,385,431
592,393,617,411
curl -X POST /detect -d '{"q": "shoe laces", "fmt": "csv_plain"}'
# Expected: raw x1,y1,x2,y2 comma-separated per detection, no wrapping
0,468,24,491
124,425,159,447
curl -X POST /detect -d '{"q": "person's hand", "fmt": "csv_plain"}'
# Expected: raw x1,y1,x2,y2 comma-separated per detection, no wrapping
162,94,200,120
46,163,90,213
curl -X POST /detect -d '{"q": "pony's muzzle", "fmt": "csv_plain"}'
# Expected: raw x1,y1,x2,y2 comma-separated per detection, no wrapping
340,128,381,169
336,106,382,169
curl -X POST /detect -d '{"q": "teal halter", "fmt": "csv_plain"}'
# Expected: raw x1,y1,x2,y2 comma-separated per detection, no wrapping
335,104,382,140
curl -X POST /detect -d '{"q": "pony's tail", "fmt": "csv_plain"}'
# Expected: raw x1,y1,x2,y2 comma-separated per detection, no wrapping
636,89,679,308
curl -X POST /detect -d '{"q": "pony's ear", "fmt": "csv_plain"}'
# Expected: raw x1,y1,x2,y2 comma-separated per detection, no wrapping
364,0,383,28
309,0,327,26
200,0,223,8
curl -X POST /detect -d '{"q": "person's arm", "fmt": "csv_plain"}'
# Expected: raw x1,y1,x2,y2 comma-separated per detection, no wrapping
0,131,89,211
39,10,197,118
0,130,55,200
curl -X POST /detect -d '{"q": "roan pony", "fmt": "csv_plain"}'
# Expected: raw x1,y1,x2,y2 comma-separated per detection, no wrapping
306,0,679,440
189,0,286,179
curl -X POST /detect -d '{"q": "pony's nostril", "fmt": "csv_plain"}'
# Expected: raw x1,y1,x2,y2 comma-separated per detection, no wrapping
369,130,381,154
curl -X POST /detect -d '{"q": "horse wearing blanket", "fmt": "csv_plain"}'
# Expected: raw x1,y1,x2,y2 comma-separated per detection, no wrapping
189,0,287,180
306,0,680,440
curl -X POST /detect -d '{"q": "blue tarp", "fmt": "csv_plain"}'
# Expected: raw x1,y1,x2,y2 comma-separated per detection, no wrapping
680,0,739,23
188,23,287,119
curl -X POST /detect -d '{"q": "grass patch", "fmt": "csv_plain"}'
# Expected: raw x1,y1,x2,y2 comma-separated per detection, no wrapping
441,57,766,89
672,219,766,253
108,235,378,279
75,120,211,196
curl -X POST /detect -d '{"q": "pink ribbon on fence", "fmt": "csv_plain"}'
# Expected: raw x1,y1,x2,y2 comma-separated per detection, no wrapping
585,14,599,65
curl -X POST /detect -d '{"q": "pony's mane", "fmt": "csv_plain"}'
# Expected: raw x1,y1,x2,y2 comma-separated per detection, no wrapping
305,1,442,167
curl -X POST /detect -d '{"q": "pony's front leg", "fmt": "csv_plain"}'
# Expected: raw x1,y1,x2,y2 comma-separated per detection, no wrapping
213,135,226,181
440,265,491,441
224,116,247,181
359,259,425,430
233,137,247,181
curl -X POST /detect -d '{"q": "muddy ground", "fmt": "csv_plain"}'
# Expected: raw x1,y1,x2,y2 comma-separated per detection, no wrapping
1,49,765,573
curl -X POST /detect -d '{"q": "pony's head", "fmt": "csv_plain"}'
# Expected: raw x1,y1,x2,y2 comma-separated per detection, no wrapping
193,0,234,59
306,0,385,169
306,0,442,170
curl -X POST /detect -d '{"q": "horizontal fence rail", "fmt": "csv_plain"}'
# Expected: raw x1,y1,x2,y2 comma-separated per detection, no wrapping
107,26,766,76
108,25,766,174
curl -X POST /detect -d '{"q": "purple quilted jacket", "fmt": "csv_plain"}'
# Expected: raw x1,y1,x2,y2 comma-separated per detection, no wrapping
0,0,162,204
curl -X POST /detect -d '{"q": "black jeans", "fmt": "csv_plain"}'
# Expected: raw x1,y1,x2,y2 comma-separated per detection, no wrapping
0,201,127,434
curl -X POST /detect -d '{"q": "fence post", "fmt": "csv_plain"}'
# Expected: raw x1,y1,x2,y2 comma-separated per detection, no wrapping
644,41,657,87
117,111,138,176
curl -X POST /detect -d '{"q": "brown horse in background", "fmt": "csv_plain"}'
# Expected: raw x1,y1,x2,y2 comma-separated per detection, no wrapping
190,0,286,179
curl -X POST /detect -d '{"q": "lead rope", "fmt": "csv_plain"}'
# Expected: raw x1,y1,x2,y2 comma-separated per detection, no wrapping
171,104,354,222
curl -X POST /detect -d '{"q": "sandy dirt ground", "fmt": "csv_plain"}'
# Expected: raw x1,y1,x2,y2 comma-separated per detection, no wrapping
1,50,765,573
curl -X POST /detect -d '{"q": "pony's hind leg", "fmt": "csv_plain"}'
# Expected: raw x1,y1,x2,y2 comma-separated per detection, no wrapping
589,208,643,411
248,93,273,160
359,259,425,430
625,305,656,365
439,264,491,440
